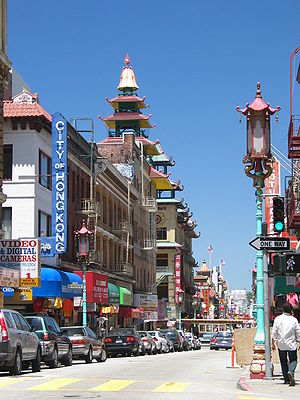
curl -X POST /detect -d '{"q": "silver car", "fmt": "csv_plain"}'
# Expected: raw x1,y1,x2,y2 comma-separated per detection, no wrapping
61,326,106,363
148,331,168,353
0,309,41,375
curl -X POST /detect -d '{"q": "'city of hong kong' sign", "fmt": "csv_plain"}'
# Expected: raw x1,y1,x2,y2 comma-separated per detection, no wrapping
0,239,41,287
174,254,181,304
40,113,68,257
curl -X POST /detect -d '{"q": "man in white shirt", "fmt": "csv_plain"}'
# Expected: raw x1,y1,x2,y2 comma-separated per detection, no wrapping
272,302,300,386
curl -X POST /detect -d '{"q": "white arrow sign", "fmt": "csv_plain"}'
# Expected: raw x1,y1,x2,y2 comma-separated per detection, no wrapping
249,237,290,251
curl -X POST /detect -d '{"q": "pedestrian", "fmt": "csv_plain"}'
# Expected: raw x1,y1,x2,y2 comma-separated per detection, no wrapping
272,302,300,386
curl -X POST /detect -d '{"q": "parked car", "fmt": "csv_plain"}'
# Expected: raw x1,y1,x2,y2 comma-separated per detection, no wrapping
193,336,202,350
24,315,72,368
148,331,168,353
178,330,190,351
0,309,41,375
104,328,143,357
161,333,174,352
184,332,196,350
160,329,183,352
210,331,233,350
138,331,157,355
61,326,106,363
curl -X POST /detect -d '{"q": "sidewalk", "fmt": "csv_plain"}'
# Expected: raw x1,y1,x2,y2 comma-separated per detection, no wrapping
238,364,300,399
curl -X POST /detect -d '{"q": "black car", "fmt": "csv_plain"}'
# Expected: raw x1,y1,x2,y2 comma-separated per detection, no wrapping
105,328,143,357
25,315,72,368
160,329,183,352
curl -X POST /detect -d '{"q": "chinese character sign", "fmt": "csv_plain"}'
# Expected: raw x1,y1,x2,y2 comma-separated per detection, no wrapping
175,254,181,304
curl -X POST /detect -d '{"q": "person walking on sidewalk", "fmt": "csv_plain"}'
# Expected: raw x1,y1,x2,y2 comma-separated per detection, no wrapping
272,302,300,386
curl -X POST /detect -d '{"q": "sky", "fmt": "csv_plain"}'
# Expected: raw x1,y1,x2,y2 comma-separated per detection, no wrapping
7,0,300,290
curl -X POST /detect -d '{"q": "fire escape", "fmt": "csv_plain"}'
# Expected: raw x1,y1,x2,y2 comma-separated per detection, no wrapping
287,116,300,229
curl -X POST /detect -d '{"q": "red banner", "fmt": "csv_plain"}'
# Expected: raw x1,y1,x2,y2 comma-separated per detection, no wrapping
76,271,108,304
264,159,280,234
175,254,181,304
203,289,209,312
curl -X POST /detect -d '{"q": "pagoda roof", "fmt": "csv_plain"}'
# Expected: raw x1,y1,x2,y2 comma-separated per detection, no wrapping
150,142,175,165
236,82,281,115
4,89,51,122
198,260,210,274
150,167,173,190
135,137,160,155
99,112,154,129
117,54,139,92
170,178,184,191
106,95,147,110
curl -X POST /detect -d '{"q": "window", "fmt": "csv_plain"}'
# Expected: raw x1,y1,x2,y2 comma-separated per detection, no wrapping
17,315,31,332
38,210,51,237
3,311,14,329
2,207,12,239
39,150,51,189
45,317,58,333
157,228,167,240
3,144,13,180
86,327,96,339
157,254,168,267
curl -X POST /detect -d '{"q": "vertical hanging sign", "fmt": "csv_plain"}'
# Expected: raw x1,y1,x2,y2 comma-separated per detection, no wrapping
175,254,181,304
264,159,280,234
52,113,68,254
40,113,68,257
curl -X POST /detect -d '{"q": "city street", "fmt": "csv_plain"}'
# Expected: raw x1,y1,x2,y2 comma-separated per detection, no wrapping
0,348,294,400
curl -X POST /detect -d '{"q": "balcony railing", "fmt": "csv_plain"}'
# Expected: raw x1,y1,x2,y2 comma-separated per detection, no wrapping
112,262,133,276
142,197,157,212
288,115,300,159
287,181,300,229
142,239,156,250
80,199,101,215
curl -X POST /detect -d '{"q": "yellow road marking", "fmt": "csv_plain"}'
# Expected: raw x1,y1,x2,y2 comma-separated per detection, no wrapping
153,382,190,392
0,378,25,388
90,379,135,392
28,378,80,391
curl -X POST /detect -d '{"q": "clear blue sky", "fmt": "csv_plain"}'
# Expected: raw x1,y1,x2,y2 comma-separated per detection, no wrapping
8,1,300,290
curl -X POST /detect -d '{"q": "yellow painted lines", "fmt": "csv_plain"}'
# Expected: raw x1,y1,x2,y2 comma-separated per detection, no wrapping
0,378,25,388
27,378,80,391
90,379,135,391
153,382,190,392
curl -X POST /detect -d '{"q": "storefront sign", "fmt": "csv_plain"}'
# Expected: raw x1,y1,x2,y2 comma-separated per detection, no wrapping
134,294,158,321
41,113,68,257
264,159,280,234
1,287,14,297
203,289,209,313
174,254,181,304
76,272,108,304
0,239,41,287
13,287,32,301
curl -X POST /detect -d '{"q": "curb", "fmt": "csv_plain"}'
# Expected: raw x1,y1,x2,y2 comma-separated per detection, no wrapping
237,375,252,391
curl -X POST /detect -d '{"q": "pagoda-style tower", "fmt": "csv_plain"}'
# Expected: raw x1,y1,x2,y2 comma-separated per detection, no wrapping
99,54,154,137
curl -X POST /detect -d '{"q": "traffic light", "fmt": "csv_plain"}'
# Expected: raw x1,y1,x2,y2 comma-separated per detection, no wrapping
273,196,284,233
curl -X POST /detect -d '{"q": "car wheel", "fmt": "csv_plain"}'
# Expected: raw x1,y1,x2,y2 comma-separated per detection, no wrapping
10,349,22,375
22,361,30,370
97,348,107,362
47,347,59,369
85,347,93,364
62,347,73,366
32,347,41,373
215,348,219,351
158,346,163,354
147,348,153,356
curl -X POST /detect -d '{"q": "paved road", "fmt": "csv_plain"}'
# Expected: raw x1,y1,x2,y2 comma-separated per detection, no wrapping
0,348,295,400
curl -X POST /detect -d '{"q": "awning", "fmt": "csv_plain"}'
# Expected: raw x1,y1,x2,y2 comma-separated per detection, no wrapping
32,267,62,298
108,283,120,304
118,306,143,318
59,271,83,298
274,276,300,294
119,287,133,306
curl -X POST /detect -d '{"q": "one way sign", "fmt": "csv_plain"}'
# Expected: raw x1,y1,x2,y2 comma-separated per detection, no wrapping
249,237,290,252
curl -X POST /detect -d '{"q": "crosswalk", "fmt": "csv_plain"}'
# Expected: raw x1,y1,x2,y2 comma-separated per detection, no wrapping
0,377,285,398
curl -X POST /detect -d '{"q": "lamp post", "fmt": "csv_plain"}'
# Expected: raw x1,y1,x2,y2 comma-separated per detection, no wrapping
74,220,93,327
192,293,198,328
178,289,184,330
237,82,280,379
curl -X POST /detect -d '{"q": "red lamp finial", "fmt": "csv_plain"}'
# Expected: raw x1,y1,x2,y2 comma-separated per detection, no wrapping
256,82,262,98
124,54,130,67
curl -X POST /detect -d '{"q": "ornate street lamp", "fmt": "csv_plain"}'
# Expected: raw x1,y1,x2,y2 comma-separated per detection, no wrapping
177,288,184,330
237,82,280,379
74,220,93,327
192,293,199,328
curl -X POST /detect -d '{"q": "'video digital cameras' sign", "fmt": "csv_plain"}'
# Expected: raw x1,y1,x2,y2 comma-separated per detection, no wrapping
40,112,68,257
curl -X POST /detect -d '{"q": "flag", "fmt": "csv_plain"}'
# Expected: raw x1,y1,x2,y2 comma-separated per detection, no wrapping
208,244,213,253
221,259,226,266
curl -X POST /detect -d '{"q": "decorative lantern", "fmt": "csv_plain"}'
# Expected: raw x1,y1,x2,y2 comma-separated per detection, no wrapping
220,304,225,311
202,303,207,310
178,288,184,305
74,220,93,257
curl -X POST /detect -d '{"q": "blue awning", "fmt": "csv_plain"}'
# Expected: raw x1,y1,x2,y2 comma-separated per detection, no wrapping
32,267,83,299
59,271,83,298
32,267,62,298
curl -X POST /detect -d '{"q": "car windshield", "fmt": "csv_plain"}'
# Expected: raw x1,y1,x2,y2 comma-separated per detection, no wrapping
148,331,155,336
138,332,147,337
110,328,135,336
61,327,85,336
185,333,192,338
25,317,43,331
161,331,177,338
217,332,232,338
